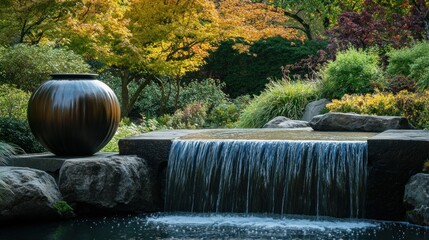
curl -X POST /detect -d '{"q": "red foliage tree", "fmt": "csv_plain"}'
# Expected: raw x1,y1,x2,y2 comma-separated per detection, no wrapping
327,0,426,51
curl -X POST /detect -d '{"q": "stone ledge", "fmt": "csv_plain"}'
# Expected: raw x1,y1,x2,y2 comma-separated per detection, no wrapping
6,152,118,182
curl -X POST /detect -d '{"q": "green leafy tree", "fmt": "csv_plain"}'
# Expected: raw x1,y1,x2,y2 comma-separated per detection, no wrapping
254,0,363,39
0,0,77,44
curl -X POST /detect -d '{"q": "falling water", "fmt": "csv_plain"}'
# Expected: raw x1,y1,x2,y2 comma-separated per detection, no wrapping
165,140,368,218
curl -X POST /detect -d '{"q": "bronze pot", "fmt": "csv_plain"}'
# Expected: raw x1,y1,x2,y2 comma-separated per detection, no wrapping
27,73,121,156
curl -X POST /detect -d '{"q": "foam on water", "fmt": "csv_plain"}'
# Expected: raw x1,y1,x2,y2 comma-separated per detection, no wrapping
147,214,377,231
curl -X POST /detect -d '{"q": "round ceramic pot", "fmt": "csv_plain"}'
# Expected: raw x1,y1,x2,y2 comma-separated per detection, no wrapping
27,73,121,156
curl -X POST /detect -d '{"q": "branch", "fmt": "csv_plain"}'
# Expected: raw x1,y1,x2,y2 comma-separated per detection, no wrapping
283,10,313,40
127,77,152,113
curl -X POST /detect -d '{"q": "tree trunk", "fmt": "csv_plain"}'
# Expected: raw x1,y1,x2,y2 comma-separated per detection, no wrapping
120,74,130,118
174,77,181,111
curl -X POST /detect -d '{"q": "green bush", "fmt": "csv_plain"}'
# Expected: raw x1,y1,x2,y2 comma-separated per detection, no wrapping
0,44,91,92
409,55,429,90
0,118,45,153
167,102,207,129
208,95,251,128
387,42,429,76
0,84,31,120
135,78,228,117
326,91,429,129
236,81,319,128
320,48,384,99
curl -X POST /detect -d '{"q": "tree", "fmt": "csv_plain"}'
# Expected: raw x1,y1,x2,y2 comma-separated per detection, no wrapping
0,0,302,117
0,0,76,45
62,0,300,117
327,0,426,52
217,0,298,42
254,0,364,40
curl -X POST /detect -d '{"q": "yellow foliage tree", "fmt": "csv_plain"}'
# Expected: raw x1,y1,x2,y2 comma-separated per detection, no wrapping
0,0,301,117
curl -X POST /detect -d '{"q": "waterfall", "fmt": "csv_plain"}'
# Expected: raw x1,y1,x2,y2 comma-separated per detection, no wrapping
165,140,368,218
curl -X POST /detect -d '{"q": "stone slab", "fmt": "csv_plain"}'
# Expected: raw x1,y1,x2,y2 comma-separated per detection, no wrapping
366,130,429,220
6,152,118,182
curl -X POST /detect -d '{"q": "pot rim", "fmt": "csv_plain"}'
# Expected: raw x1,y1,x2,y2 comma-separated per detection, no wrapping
50,73,98,80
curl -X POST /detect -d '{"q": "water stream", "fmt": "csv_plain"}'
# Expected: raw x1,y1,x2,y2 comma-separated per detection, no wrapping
165,140,367,218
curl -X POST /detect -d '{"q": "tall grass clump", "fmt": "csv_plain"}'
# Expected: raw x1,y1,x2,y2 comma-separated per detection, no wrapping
236,80,319,128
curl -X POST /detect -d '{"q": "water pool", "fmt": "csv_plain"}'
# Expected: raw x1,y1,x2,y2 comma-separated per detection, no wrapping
1,213,428,240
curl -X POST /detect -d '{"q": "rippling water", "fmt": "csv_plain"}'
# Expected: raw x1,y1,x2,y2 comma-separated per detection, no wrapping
1,213,428,240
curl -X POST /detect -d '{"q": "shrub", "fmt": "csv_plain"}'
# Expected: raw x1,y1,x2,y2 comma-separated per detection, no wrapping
134,78,228,117
385,75,416,94
0,118,45,153
208,101,240,128
326,91,429,129
179,79,227,111
409,55,429,90
387,42,429,76
167,102,207,129
0,84,31,120
319,48,384,99
0,44,91,92
236,81,319,128
208,95,251,128
327,92,400,116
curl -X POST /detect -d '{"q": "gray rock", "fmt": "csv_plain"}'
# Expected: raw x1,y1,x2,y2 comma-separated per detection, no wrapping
263,116,309,128
302,99,330,122
404,173,429,225
0,167,61,221
59,155,153,213
309,112,414,132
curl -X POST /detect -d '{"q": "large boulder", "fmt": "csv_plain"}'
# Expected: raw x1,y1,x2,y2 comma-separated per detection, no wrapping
0,167,62,221
59,155,154,214
302,99,330,122
263,116,309,128
404,173,429,225
309,112,414,132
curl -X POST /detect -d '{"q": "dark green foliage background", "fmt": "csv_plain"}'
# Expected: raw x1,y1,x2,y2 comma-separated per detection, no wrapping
186,37,327,97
